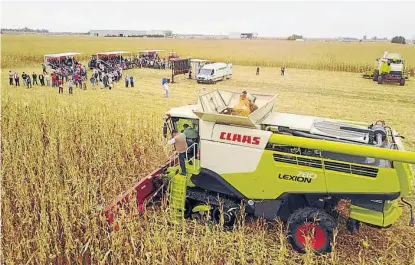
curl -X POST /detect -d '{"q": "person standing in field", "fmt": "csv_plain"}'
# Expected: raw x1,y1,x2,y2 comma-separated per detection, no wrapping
163,79,169,98
26,75,32,88
90,75,96,89
45,72,50,86
108,75,113,90
9,70,14,85
281,66,285,76
32,72,38,85
58,78,63,94
68,79,73,94
78,75,83,90
39,73,44,86
125,75,129,87
51,73,56,87
74,72,79,88
256,67,259,75
14,72,20,86
22,72,27,86
130,75,134,87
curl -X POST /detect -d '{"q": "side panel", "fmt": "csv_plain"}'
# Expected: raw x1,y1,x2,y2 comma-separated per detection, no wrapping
323,159,400,194
201,140,264,174
200,123,271,174
220,150,327,199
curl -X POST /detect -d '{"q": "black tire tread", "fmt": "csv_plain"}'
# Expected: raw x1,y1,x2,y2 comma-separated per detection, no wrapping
287,207,336,253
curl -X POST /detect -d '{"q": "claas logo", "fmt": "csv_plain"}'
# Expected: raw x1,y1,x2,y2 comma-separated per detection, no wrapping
220,132,260,145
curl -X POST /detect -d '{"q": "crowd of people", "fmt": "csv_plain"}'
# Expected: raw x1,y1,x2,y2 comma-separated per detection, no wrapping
8,70,50,88
134,54,169,69
7,69,88,93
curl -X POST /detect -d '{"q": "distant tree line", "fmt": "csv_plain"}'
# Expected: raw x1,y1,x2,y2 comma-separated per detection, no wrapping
1,27,49,33
287,34,303,40
391,36,406,44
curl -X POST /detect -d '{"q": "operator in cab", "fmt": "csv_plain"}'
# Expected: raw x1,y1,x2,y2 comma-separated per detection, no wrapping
183,124,198,146
183,124,199,159
167,129,188,175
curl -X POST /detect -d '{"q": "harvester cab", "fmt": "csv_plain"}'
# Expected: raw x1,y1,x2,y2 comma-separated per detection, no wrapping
373,51,406,86
105,88,415,254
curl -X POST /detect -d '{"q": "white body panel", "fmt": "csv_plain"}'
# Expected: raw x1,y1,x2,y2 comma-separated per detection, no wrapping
200,140,264,174
199,123,271,174
262,112,371,143
200,120,215,140
390,63,403,72
262,112,317,131
196,63,232,83
167,105,199,119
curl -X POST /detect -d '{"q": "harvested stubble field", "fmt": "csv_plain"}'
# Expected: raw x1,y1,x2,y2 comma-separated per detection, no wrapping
1,35,415,265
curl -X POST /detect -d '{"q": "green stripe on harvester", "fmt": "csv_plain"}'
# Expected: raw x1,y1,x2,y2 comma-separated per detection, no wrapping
268,134,415,164
169,174,187,222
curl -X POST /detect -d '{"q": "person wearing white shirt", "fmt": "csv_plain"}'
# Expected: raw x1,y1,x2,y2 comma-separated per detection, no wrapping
163,81,169,98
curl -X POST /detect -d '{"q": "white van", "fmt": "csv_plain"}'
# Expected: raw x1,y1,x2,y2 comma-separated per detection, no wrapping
196,62,232,84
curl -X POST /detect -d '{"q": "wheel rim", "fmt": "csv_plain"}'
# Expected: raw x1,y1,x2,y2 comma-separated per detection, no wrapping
212,207,235,226
295,223,326,250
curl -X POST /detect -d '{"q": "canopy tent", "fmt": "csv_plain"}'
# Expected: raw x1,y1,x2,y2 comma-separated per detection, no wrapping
138,49,165,54
137,49,166,58
95,51,131,61
190,59,211,78
43,52,81,63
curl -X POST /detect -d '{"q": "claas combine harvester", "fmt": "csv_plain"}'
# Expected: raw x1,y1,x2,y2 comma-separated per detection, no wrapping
104,89,415,253
362,51,408,86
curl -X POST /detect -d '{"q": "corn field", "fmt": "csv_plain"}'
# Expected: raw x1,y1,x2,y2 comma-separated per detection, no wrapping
2,35,415,265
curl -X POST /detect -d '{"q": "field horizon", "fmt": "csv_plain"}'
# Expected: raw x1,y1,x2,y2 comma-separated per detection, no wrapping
2,35,415,72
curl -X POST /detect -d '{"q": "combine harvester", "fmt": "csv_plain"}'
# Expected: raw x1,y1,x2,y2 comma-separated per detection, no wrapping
363,51,408,86
104,89,415,253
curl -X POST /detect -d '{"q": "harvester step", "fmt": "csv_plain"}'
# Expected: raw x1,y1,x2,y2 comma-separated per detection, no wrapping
169,174,188,222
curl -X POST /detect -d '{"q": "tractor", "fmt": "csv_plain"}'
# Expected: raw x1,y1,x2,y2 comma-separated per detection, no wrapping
104,89,415,254
372,51,406,86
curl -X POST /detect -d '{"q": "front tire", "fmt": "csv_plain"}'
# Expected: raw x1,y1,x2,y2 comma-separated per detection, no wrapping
400,78,405,86
373,69,379,81
377,75,383,84
287,207,336,254
212,206,237,227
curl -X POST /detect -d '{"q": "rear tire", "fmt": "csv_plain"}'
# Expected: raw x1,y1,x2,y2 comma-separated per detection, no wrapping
287,207,336,254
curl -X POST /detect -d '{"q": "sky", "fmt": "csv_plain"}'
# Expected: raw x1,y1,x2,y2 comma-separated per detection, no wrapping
1,0,415,39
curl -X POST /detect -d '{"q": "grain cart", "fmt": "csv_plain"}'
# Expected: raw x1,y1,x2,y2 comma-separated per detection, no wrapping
372,51,406,86
104,89,415,253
